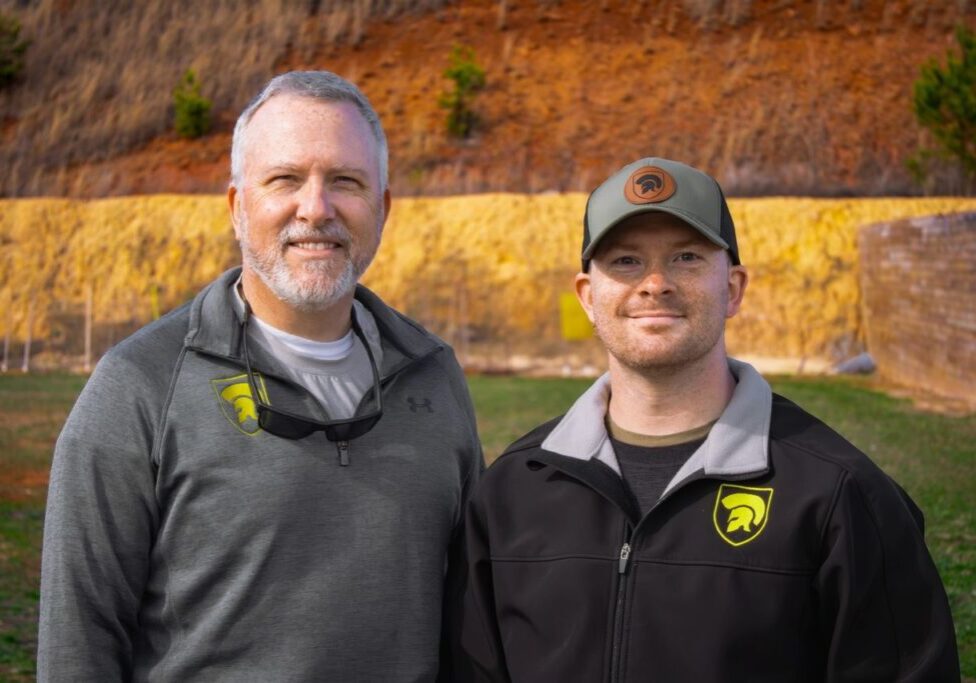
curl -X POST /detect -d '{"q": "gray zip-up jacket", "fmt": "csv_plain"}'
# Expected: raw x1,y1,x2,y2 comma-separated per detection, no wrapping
38,268,483,682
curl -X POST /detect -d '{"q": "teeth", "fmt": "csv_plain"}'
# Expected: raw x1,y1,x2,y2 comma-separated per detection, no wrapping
293,242,339,251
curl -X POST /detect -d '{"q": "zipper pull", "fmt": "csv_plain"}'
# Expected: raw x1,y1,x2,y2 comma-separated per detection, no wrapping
337,441,350,467
618,542,632,574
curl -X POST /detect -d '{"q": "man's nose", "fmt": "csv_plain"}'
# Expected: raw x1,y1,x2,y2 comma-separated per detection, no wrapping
637,266,674,295
295,178,336,224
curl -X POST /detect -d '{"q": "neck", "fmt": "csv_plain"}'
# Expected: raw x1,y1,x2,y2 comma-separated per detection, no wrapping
607,348,735,436
240,270,354,342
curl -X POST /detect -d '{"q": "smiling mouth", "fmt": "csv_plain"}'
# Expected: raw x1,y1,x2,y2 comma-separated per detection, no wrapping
288,239,344,252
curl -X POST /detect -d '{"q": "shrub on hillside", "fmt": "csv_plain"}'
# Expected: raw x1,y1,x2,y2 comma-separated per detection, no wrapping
0,12,29,89
908,25,976,187
172,69,212,139
438,44,486,138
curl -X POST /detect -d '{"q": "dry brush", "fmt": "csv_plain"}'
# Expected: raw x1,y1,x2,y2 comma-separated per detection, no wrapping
3,194,976,371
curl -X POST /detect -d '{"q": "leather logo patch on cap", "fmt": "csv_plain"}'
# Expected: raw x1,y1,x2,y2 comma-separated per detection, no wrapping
624,166,676,204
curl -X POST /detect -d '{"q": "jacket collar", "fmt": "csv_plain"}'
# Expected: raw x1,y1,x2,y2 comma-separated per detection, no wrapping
540,358,771,493
184,267,442,378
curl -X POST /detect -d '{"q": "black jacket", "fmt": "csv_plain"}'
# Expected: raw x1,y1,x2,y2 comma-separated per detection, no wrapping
454,361,959,682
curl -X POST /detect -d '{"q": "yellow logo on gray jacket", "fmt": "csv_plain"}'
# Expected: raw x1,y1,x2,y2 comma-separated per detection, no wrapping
211,373,269,435
713,484,774,547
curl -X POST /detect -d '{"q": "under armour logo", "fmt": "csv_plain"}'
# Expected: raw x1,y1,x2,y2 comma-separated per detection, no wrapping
407,397,433,413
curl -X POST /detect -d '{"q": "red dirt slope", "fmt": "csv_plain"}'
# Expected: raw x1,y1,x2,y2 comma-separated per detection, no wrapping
64,0,974,197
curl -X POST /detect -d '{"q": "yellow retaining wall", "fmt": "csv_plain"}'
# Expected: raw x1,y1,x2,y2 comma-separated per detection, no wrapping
2,194,976,368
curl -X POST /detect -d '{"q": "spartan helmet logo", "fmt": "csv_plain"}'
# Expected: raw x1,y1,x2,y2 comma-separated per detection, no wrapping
636,173,664,194
623,165,676,204
712,484,774,547
210,373,270,435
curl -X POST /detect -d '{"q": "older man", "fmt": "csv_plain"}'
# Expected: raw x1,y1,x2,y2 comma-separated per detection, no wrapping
38,71,482,681
455,158,959,681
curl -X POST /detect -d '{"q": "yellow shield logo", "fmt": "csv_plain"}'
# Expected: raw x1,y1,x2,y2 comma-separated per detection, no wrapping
712,484,774,547
210,373,269,435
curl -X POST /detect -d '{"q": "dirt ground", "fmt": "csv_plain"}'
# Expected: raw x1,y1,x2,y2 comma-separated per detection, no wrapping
53,0,976,198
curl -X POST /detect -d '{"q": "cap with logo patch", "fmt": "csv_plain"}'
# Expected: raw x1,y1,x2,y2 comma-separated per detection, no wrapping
581,157,740,270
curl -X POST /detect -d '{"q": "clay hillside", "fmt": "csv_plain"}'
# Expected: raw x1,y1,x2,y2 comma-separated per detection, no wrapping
1,0,973,199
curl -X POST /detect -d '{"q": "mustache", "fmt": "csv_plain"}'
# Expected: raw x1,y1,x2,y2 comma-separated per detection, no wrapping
277,221,352,248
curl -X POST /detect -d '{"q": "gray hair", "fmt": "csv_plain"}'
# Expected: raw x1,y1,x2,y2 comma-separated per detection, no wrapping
230,70,388,190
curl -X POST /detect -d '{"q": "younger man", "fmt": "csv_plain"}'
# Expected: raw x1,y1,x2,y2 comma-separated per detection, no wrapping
455,158,959,681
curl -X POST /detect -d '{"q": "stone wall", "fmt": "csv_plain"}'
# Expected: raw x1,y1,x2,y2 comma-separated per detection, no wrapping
858,213,976,407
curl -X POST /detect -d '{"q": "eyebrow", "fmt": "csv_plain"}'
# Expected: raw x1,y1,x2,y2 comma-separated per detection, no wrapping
330,166,370,178
258,163,304,177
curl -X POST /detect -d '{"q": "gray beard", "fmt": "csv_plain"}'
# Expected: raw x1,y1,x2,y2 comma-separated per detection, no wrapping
238,216,370,311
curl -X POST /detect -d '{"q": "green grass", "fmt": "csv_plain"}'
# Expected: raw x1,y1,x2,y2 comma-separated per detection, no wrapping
767,375,976,680
0,373,87,682
466,375,592,462
1,372,974,679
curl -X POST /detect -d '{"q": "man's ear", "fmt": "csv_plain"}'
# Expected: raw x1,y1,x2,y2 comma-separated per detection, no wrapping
575,271,595,323
726,264,748,319
379,187,392,236
228,184,242,241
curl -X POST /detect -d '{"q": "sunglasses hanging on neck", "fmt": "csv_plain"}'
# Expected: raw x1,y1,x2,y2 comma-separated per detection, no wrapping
239,299,383,442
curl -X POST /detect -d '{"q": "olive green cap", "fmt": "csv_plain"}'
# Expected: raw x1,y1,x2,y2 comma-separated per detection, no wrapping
582,157,739,270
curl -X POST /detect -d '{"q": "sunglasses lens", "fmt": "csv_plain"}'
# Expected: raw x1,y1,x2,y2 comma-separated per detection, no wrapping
324,412,382,442
258,406,318,439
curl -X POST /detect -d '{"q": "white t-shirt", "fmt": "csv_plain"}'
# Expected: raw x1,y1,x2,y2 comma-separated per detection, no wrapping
234,288,383,420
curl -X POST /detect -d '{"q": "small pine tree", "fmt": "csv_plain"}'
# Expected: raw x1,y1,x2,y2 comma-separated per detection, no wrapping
908,25,976,185
172,69,212,139
438,45,486,138
0,12,29,89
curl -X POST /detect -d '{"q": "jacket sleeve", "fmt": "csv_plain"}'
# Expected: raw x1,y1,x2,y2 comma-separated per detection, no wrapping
437,348,487,682
816,470,960,681
443,482,511,683
37,353,161,681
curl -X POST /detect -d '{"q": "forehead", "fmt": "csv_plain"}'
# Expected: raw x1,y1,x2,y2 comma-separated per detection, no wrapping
597,212,716,251
241,95,377,172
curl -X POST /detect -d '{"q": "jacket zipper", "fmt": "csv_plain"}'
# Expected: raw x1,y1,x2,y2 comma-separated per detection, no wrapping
336,441,350,467
607,479,706,681
326,346,440,468
618,542,632,574
528,457,759,682
523,458,643,683
610,533,632,683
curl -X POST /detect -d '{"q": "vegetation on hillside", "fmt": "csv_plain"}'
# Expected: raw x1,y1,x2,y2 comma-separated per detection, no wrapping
439,45,487,138
172,69,212,139
0,11,27,89
910,24,976,190
0,0,450,197
0,0,973,198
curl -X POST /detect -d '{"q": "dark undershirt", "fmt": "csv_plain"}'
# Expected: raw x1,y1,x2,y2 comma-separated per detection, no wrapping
607,419,713,517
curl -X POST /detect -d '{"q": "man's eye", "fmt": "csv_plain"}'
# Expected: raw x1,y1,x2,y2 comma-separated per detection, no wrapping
612,256,640,266
334,176,361,186
676,252,700,262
